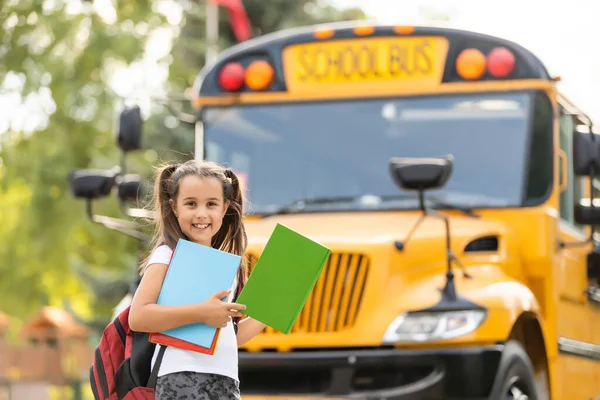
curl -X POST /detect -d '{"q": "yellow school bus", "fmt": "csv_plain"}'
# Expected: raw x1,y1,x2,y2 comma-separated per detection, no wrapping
191,21,600,400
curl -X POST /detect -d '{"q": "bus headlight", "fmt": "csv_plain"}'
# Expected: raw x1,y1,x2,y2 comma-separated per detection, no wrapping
382,310,487,343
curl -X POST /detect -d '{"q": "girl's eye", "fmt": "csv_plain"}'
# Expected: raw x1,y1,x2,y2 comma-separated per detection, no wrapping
186,202,196,207
208,202,217,207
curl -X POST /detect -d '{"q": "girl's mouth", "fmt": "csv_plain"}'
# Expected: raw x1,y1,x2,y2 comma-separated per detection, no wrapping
192,223,210,231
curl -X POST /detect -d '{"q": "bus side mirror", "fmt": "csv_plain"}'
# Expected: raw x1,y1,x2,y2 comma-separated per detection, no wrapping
572,129,600,226
574,198,600,225
117,174,143,202
389,155,453,192
575,198,600,282
571,129,600,283
68,169,117,199
573,131,600,176
588,250,600,282
572,130,600,226
117,106,143,153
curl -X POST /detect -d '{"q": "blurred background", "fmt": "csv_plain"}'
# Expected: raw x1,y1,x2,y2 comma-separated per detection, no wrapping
1,0,598,399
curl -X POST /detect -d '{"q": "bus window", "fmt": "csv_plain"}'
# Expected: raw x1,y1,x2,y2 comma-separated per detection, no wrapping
559,108,585,228
523,92,553,206
202,91,533,214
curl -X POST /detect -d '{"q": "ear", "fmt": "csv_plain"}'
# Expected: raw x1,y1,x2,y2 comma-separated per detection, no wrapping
169,198,177,217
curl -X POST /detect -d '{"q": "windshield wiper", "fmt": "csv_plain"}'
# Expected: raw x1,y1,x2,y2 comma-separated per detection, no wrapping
261,195,394,217
259,194,477,218
426,198,479,218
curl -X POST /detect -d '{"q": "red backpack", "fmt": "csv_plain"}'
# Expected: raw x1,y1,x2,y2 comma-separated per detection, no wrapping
90,279,244,400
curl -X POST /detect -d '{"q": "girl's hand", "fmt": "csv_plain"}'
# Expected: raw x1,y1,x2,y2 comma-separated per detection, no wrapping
200,289,246,328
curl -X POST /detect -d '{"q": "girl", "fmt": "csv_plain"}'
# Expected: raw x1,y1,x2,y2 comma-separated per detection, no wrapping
129,160,266,400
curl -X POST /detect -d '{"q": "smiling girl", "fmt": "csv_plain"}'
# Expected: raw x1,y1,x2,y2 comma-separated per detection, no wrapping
128,160,266,399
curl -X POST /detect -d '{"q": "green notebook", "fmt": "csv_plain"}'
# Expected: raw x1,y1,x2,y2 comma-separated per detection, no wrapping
235,223,331,334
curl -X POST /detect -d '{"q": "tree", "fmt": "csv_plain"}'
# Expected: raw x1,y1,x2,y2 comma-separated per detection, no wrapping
0,0,366,330
133,0,367,168
0,0,169,321
168,0,366,95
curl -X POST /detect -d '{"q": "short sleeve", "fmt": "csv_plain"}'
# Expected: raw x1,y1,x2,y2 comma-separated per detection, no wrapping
144,245,173,272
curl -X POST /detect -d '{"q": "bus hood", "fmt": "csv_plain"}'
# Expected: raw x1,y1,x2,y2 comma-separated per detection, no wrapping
240,210,523,349
244,210,512,253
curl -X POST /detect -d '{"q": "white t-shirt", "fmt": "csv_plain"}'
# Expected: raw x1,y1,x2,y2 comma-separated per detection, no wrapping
144,245,240,381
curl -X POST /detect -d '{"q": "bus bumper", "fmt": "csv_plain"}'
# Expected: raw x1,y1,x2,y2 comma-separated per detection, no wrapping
238,345,504,400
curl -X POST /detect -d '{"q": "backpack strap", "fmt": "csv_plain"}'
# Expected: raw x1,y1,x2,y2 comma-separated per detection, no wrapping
232,271,244,304
232,272,245,334
147,345,167,389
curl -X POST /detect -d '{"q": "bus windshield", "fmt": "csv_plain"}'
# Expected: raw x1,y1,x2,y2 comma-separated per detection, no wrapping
203,92,532,214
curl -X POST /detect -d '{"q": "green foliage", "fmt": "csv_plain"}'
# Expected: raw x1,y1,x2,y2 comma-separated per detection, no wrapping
143,0,367,169
0,0,365,332
169,0,367,90
0,0,166,323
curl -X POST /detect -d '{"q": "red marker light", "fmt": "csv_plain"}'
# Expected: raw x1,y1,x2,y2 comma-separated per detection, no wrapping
218,62,245,91
487,47,515,78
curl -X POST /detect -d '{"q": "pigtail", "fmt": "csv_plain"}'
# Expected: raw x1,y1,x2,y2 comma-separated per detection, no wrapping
213,168,249,283
139,163,182,273
228,169,250,284
157,164,186,250
224,169,242,206
156,164,176,217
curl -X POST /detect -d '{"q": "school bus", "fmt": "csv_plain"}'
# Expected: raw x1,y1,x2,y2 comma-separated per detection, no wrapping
186,21,600,400
69,20,600,400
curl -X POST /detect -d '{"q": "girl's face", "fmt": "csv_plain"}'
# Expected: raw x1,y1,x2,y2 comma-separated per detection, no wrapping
170,175,229,246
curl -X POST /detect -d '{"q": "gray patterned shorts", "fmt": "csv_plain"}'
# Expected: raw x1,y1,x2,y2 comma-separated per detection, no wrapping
155,372,241,400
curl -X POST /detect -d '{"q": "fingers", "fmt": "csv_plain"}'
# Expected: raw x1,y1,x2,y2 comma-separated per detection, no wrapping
226,303,246,319
227,303,246,311
227,310,244,318
211,319,229,329
220,317,232,328
212,289,231,299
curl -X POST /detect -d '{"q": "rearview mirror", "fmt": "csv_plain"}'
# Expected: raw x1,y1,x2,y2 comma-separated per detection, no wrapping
574,198,600,225
588,249,600,282
389,155,453,192
573,131,600,176
117,174,143,202
68,169,116,199
117,106,143,152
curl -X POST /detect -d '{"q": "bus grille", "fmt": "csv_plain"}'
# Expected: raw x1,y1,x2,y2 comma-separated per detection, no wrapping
246,252,370,334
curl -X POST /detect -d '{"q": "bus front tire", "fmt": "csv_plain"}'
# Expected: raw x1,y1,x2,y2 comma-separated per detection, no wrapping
488,340,539,400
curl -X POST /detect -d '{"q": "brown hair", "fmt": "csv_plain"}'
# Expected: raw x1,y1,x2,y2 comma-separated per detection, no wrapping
141,160,248,283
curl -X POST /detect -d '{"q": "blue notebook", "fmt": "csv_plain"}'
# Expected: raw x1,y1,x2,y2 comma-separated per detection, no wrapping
150,238,241,350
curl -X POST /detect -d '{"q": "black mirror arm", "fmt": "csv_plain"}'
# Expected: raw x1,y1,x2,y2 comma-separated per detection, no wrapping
156,98,197,126
85,199,151,243
120,151,126,176
115,144,151,220
560,236,593,249
426,208,472,279
589,160,597,241
118,201,154,220
394,189,472,304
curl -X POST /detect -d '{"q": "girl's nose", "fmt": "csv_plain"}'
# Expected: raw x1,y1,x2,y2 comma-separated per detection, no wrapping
195,207,208,218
